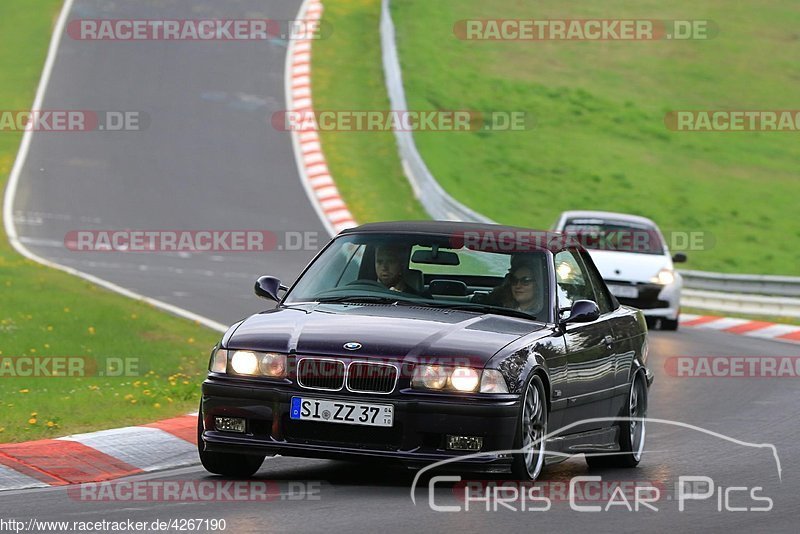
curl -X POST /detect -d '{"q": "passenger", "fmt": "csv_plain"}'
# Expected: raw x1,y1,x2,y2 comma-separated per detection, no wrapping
486,254,544,315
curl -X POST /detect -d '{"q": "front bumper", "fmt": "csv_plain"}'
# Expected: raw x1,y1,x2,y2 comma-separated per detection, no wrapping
612,281,681,320
200,378,520,469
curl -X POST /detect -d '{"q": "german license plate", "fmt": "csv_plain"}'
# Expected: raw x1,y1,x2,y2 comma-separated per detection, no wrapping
608,284,639,299
290,397,393,427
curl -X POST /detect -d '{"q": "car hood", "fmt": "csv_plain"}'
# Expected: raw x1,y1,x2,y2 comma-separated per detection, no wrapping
587,249,672,283
226,304,546,367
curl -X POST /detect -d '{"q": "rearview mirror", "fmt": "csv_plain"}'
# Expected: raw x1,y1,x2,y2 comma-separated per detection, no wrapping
411,248,460,265
561,300,600,325
672,252,687,263
254,276,288,302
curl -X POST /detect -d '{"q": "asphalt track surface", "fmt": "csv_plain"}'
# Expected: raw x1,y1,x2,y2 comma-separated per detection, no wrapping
12,0,324,325
5,1,800,532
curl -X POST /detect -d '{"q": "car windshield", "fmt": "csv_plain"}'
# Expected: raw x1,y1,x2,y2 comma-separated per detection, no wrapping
562,218,665,255
283,233,552,322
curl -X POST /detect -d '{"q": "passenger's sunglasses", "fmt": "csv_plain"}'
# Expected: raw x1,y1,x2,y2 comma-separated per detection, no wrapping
510,276,534,286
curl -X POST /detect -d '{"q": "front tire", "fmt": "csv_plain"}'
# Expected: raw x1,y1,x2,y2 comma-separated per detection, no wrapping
511,374,548,481
660,317,679,331
586,373,647,469
197,408,265,478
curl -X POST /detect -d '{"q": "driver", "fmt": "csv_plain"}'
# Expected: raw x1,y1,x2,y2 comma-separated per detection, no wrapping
374,244,425,296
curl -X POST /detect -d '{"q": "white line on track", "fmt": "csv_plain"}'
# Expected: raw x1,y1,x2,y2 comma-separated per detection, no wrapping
2,0,226,333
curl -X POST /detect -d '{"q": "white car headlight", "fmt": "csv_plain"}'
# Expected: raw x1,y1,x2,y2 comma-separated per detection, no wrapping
230,350,259,375
652,268,675,285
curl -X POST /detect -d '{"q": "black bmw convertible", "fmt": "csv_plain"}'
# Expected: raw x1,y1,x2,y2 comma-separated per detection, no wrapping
198,221,652,480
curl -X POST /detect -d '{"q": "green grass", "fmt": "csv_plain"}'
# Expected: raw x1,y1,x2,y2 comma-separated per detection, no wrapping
314,0,800,275
392,0,800,275
312,0,427,222
0,1,220,442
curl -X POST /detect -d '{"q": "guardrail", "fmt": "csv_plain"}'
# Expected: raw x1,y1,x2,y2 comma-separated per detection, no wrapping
682,289,800,318
379,0,799,317
679,270,800,298
380,0,493,224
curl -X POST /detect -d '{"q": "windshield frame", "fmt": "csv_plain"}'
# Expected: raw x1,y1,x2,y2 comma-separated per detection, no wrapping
279,231,556,323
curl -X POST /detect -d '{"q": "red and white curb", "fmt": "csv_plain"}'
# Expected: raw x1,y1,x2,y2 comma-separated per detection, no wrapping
680,314,800,344
286,0,358,237
0,414,197,492
0,0,354,496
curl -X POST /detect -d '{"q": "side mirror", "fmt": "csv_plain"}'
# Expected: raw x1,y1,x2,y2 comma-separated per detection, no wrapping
561,300,600,325
254,276,288,302
672,252,687,263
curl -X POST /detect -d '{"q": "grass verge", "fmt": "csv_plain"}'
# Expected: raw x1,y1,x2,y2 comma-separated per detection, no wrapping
312,0,427,222
313,0,800,275
0,0,220,443
390,0,800,275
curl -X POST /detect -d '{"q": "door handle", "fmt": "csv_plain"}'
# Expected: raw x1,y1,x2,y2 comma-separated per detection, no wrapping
603,335,615,349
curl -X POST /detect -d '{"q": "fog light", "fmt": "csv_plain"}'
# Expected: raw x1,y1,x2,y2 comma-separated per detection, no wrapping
215,416,246,433
447,435,483,451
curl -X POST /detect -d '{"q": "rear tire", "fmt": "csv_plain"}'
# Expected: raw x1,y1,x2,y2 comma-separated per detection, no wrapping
197,408,265,478
586,373,647,469
511,374,548,481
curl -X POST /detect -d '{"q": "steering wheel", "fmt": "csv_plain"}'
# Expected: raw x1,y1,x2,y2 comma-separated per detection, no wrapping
346,279,387,289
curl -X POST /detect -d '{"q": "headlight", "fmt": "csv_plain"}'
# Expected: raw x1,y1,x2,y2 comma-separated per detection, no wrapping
411,364,448,390
449,367,480,392
209,348,228,373
412,365,506,393
479,369,509,393
259,353,287,377
212,349,287,378
651,268,675,285
230,350,259,375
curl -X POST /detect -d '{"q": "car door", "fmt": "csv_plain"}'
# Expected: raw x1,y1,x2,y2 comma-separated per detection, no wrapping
554,248,616,434
578,248,639,415
579,249,633,386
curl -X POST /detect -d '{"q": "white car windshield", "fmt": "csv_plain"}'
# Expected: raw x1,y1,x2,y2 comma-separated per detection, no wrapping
563,218,665,255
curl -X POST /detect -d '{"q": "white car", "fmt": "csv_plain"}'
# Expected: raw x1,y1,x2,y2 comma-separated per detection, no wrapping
552,210,686,330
